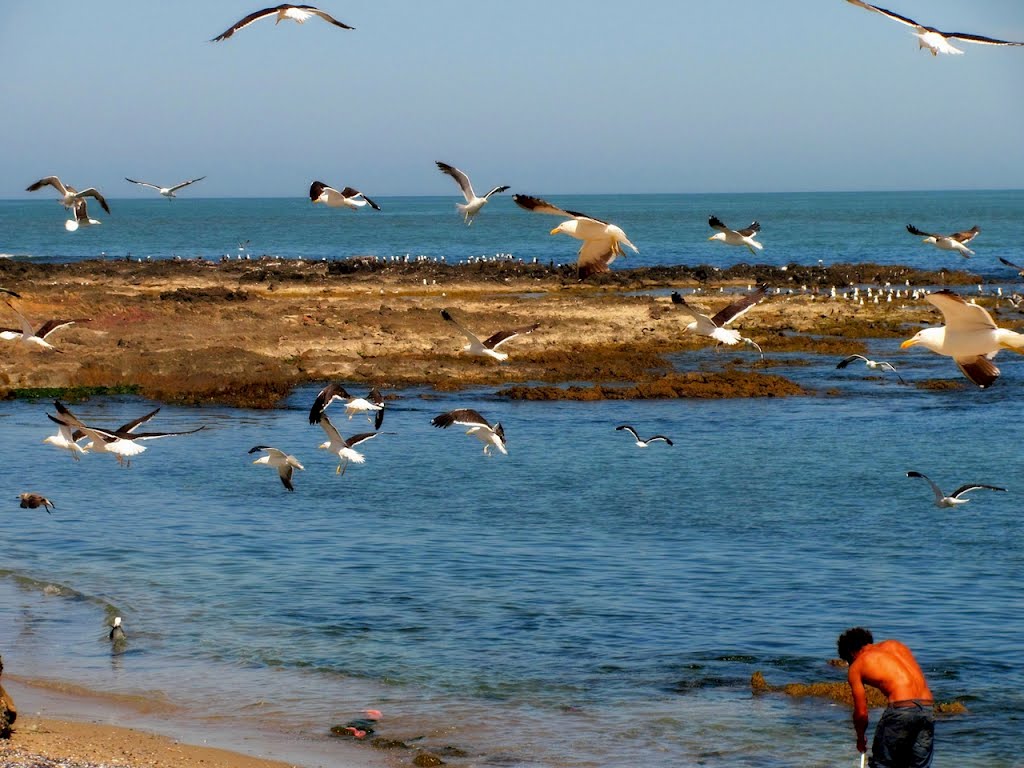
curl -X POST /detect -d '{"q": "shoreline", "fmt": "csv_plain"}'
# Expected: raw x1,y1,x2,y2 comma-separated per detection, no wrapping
0,258,994,407
3,677,386,768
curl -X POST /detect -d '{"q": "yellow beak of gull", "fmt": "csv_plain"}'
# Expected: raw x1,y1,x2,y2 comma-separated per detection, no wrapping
900,338,918,349
707,235,716,241
549,227,561,236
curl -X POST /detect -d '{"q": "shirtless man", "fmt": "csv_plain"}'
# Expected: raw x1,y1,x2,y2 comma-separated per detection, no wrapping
838,627,934,768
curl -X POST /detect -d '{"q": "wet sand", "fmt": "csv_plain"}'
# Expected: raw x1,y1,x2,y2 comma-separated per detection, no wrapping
2,677,384,768
0,258,993,407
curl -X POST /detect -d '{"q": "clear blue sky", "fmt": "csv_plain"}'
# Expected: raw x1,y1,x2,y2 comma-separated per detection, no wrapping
3,1,1023,198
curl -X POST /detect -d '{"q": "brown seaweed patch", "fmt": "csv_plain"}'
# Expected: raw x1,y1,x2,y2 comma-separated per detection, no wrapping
71,348,300,409
759,333,868,356
750,672,968,713
159,286,248,302
498,371,809,400
914,378,968,391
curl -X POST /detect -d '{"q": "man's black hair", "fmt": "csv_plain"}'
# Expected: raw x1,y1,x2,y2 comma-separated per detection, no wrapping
838,627,874,664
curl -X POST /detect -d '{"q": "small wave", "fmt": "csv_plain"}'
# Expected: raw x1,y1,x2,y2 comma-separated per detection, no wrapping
0,569,123,618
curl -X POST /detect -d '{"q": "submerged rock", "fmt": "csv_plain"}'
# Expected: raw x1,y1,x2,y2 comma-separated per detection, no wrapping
499,371,809,401
751,671,967,713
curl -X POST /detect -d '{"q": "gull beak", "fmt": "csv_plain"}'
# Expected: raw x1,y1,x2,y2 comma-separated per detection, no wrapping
549,227,560,236
707,235,716,241
900,338,917,349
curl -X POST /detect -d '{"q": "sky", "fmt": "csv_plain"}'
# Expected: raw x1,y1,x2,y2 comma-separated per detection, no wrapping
2,1,1023,199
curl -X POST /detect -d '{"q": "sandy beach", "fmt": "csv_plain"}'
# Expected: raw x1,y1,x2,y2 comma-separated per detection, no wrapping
2,677,386,768
0,258,987,406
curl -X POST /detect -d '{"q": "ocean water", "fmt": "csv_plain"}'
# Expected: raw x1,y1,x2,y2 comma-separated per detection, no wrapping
2,189,1024,277
1,191,1024,767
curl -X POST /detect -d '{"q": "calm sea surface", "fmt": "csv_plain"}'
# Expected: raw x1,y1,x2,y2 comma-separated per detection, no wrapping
1,191,1023,767
2,189,1024,276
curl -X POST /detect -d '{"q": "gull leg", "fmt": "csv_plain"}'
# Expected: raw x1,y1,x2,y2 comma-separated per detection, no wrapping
341,460,348,477
336,463,342,475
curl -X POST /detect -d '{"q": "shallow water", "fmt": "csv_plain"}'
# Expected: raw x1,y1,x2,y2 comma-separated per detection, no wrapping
1,361,1023,766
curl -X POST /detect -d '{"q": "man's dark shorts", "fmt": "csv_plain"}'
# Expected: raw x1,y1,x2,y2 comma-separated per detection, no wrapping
869,700,934,768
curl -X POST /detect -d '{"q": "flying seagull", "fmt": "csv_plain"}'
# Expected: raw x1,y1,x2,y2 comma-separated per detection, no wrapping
615,425,673,448
901,289,1024,387
845,0,1024,55
316,414,387,475
441,309,539,362
125,176,206,199
435,162,509,225
906,224,979,258
43,415,89,461
25,176,110,214
52,401,205,467
212,4,354,41
431,409,507,456
998,257,1024,278
836,354,906,384
249,446,304,491
18,493,54,514
513,194,638,280
671,285,767,356
1,301,89,352
309,181,380,211
906,471,1006,507
65,198,101,232
109,616,126,643
707,215,763,255
309,383,386,430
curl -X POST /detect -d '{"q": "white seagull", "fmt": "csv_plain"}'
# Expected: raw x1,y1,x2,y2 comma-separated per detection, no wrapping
26,176,110,214
44,414,89,461
316,414,386,475
125,176,206,199
513,194,638,280
441,309,540,362
212,4,354,41
65,198,102,232
707,215,763,255
615,425,673,448
836,354,906,384
900,289,1024,388
19,493,55,514
435,162,509,225
671,285,767,356
52,401,205,467
309,383,386,430
431,409,507,456
249,446,305,491
906,471,1006,508
907,224,980,258
845,0,1024,56
309,181,380,211
1,301,89,352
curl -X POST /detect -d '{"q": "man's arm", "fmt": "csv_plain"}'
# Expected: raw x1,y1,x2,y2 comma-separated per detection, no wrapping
848,664,869,754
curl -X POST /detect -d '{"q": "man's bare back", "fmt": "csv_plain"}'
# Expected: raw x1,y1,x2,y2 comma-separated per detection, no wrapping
850,639,933,703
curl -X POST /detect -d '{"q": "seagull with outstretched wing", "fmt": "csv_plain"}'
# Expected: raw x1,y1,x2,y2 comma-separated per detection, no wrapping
125,176,206,198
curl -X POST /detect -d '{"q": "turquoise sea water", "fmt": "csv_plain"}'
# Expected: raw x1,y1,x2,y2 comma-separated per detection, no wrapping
2,189,1024,276
1,191,1024,767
